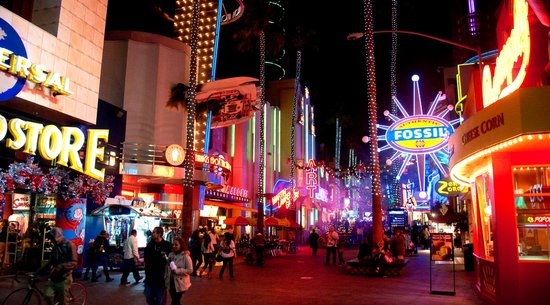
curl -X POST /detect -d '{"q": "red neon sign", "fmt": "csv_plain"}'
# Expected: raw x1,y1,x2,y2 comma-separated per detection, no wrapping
482,0,530,108
272,188,299,209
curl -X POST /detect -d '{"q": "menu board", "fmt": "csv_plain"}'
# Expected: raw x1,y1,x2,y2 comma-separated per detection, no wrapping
431,233,454,261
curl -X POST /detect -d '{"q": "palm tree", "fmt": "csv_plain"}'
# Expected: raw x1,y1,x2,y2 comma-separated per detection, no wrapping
232,1,285,235
166,0,200,241
363,0,383,246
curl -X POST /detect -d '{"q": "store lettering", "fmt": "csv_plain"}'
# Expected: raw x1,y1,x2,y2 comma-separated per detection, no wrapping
534,216,550,223
0,47,74,96
462,113,504,145
482,0,530,107
221,185,249,198
194,154,232,171
306,159,318,198
0,114,109,181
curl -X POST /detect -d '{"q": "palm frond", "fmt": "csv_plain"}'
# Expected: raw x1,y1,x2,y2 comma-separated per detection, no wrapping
166,83,189,109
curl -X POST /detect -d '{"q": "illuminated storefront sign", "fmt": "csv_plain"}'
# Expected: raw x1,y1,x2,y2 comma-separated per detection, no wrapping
482,0,530,108
525,215,550,224
272,188,299,209
436,178,469,197
205,185,249,202
0,114,109,181
0,18,73,101
195,154,232,172
306,159,318,198
461,113,504,145
385,115,454,154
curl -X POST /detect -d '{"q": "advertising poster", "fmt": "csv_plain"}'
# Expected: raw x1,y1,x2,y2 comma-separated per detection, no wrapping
431,233,454,261
56,198,86,270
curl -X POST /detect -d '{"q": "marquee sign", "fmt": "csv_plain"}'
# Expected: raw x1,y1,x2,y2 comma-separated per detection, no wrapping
385,115,454,154
0,18,73,101
0,114,109,181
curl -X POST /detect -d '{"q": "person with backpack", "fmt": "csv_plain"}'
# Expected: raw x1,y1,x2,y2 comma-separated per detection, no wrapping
37,227,77,305
218,232,236,279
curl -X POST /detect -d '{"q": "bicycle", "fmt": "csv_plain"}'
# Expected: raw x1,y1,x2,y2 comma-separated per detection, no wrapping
1,272,87,305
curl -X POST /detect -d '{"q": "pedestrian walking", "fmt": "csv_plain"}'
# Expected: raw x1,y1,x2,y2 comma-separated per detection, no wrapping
308,228,319,255
199,230,215,278
189,229,202,277
219,232,236,279
92,230,113,282
325,225,339,265
144,226,172,305
165,237,192,305
253,232,265,266
120,229,143,285
37,227,77,305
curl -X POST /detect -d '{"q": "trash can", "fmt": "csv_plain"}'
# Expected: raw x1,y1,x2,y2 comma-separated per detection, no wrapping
463,243,474,271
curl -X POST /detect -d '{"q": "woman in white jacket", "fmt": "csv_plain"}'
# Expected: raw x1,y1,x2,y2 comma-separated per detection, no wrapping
165,237,193,305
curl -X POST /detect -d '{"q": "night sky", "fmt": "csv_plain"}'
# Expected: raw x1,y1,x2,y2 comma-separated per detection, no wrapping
107,0,501,166
215,0,500,166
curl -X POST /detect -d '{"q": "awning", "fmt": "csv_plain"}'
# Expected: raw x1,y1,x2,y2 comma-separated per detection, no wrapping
204,200,256,213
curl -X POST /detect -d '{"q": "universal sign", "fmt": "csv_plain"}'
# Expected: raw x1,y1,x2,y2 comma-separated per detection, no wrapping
0,17,73,101
0,114,109,181
385,115,454,154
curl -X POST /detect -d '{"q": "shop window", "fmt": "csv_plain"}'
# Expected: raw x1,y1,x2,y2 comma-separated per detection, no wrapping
513,166,550,261
475,173,494,259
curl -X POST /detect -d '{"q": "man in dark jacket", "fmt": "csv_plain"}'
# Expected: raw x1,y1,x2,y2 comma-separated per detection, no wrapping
91,230,113,282
143,226,171,305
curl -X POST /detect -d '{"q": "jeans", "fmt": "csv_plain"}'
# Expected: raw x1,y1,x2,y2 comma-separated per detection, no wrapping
201,253,214,273
121,258,141,283
144,283,166,305
92,254,110,280
326,246,337,265
169,277,183,305
191,252,203,276
219,256,234,278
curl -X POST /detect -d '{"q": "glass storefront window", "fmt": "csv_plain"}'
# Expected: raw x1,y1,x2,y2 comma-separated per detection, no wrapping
475,173,495,259
513,166,550,261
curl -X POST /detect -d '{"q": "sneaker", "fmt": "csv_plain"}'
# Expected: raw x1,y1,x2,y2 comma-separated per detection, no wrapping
135,276,143,283
91,278,99,283
120,281,129,285
106,278,114,283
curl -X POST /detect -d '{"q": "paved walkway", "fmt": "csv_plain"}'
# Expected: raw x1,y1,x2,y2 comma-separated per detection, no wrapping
0,246,488,305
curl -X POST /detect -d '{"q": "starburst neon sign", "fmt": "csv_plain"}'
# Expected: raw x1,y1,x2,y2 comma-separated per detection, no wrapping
377,75,460,198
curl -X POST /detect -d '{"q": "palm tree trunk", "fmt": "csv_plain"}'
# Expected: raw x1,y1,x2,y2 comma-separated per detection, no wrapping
364,0,383,246
290,50,301,220
256,31,267,235
182,0,200,241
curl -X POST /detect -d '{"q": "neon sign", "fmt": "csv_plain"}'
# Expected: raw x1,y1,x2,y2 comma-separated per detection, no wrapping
386,116,453,154
272,188,299,209
0,114,108,181
194,154,232,172
436,178,469,197
482,0,530,108
306,159,318,198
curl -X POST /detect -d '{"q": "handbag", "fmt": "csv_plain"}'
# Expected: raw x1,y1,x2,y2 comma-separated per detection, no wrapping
216,252,223,262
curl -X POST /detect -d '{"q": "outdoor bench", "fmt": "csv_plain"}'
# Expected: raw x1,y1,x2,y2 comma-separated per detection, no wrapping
345,257,409,276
